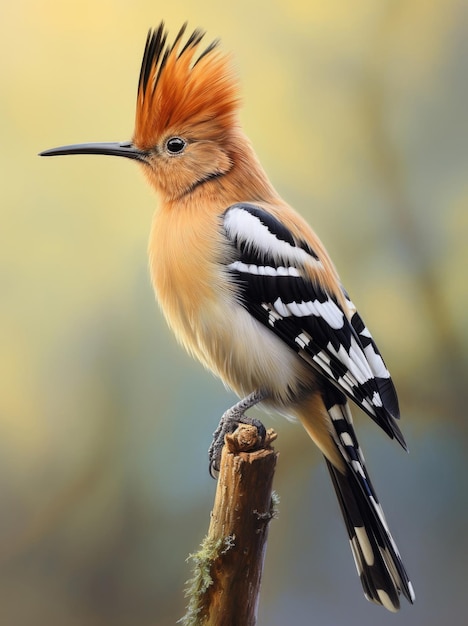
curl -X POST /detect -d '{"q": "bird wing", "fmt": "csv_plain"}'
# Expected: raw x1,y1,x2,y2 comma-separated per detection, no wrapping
223,202,405,448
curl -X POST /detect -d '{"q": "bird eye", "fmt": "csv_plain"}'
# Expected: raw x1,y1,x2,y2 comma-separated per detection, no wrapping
166,137,186,155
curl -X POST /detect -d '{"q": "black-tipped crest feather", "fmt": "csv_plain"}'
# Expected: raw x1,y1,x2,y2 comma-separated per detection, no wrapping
137,22,220,98
179,27,205,56
138,24,166,95
194,39,220,66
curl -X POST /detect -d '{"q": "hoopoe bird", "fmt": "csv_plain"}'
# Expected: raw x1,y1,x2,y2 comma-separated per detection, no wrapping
40,23,415,611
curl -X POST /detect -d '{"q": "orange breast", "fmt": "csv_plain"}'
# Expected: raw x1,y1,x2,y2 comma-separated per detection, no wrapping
147,197,313,404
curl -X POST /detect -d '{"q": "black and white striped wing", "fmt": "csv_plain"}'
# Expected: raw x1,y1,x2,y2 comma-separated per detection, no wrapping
223,202,405,447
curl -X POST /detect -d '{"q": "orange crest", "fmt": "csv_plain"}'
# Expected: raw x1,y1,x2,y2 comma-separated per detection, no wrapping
133,23,240,150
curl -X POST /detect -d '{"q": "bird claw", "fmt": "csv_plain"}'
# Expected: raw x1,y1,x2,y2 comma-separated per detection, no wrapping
208,414,267,477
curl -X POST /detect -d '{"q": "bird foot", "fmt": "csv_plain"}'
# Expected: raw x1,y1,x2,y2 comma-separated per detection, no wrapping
208,390,267,476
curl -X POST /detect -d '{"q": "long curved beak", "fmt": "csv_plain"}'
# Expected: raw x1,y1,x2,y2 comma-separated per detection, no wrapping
39,141,148,162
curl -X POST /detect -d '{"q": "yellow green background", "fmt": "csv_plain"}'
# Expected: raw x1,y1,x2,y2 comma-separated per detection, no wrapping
2,1,467,624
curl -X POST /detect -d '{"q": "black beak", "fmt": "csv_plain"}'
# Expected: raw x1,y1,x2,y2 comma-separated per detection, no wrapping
39,141,147,162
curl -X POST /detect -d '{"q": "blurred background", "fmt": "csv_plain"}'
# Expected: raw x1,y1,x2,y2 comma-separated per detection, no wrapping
2,0,467,624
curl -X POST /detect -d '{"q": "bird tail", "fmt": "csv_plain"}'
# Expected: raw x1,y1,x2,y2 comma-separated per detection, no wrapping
324,401,415,611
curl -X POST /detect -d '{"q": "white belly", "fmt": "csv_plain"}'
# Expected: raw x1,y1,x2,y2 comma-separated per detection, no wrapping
176,294,314,406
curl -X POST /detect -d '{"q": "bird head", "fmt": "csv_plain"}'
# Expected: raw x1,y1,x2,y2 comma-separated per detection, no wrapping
40,23,241,201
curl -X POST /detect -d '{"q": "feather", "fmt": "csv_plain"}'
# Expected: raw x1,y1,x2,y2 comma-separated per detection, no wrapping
223,203,406,449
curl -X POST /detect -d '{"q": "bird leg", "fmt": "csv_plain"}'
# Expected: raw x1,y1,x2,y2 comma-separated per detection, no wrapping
209,389,268,476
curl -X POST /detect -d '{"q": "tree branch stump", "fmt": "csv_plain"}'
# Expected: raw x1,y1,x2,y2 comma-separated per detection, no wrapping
180,425,278,626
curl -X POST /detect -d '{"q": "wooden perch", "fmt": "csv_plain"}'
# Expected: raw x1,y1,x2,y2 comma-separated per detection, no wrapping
180,425,278,626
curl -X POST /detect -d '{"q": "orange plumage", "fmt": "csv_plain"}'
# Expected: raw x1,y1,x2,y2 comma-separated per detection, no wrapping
134,24,239,149
40,22,414,612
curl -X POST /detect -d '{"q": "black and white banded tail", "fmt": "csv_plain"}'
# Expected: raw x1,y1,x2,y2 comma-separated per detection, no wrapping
325,391,415,611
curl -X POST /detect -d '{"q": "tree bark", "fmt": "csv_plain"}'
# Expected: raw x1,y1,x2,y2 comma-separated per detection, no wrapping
181,425,278,626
